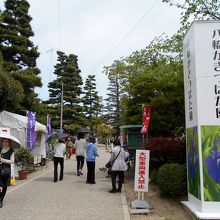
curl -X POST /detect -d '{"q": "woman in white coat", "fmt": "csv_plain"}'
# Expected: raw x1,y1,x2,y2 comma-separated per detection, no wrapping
109,139,127,193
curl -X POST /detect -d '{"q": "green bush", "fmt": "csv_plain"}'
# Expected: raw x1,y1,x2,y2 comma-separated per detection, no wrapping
150,169,159,184
15,147,33,170
158,163,187,197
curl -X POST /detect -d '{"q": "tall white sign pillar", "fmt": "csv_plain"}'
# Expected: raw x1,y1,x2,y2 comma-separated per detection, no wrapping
183,21,220,219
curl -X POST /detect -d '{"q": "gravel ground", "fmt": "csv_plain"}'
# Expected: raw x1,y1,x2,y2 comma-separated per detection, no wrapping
124,177,192,220
1,147,124,220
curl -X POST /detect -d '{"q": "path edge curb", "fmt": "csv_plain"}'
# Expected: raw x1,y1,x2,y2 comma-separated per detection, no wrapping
121,187,131,220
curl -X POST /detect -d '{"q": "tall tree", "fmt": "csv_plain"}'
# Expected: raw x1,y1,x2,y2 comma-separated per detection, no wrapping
0,52,24,111
103,62,125,136
0,0,42,112
48,51,83,133
163,0,220,26
82,75,102,132
104,35,185,137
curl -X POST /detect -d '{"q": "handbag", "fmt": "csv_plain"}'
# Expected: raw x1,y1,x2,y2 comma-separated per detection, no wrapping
0,163,11,177
0,151,11,177
10,177,16,186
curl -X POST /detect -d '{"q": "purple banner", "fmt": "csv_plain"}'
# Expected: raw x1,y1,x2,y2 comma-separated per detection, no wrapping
27,112,36,150
47,117,52,135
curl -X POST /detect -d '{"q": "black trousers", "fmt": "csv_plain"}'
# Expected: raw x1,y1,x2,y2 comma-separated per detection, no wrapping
53,157,64,182
111,171,124,190
86,161,95,183
0,175,10,202
76,156,84,173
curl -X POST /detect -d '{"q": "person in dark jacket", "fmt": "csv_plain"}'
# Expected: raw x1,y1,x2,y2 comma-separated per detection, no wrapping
0,138,14,208
86,137,99,184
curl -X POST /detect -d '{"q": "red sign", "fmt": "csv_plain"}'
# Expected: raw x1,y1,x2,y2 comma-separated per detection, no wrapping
141,105,151,135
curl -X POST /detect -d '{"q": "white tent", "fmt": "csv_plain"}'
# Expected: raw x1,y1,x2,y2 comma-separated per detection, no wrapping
0,111,47,158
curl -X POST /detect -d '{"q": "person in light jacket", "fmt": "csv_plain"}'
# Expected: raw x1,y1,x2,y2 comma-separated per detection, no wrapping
53,138,66,182
75,133,87,176
109,139,127,193
86,136,99,184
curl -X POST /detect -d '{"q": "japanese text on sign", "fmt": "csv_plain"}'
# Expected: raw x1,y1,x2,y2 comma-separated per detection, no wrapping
186,40,193,121
134,150,150,192
212,29,220,118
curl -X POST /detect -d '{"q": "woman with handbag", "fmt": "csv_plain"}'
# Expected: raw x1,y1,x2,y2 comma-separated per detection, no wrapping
109,139,127,193
0,138,14,208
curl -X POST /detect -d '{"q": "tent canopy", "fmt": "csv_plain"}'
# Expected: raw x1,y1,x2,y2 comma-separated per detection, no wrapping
0,111,47,133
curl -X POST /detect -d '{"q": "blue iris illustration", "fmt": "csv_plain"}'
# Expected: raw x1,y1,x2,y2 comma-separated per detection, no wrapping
205,137,220,184
188,138,199,180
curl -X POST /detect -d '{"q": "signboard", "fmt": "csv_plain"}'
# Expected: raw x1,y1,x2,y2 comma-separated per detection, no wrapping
134,150,150,192
183,21,220,216
27,111,36,150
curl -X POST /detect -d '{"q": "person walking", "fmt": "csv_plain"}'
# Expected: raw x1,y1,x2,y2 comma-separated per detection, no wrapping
65,137,73,160
53,138,66,182
0,138,14,208
75,133,86,176
109,139,127,193
86,136,99,184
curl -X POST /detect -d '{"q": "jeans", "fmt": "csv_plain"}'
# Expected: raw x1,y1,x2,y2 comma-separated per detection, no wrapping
53,157,64,182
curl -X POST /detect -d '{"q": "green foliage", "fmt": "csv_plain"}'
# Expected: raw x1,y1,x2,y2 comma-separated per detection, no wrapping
163,0,220,26
0,0,42,112
82,75,103,132
104,34,185,137
97,123,113,138
158,163,187,197
14,147,33,170
0,53,24,111
103,61,125,135
150,169,159,185
48,51,83,133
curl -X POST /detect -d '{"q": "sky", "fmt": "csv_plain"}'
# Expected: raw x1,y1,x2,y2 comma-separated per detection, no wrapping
3,0,183,100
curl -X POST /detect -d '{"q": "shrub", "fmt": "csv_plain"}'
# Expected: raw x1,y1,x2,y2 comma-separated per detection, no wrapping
15,147,33,170
158,163,187,197
150,169,159,184
147,137,186,170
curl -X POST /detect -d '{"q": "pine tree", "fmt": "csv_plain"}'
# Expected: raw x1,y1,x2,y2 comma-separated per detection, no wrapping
48,51,83,133
104,74,122,136
0,52,24,111
0,0,42,112
82,75,103,132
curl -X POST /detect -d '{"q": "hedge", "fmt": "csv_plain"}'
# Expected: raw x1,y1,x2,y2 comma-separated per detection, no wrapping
158,163,187,197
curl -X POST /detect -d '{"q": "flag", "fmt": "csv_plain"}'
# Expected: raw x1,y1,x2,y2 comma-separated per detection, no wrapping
47,116,52,135
141,105,151,135
27,111,36,150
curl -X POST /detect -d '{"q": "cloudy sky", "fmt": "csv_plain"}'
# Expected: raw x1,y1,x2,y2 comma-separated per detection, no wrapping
4,0,183,100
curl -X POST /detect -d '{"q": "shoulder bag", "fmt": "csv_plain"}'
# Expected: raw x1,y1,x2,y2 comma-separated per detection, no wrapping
0,150,11,177
109,147,121,173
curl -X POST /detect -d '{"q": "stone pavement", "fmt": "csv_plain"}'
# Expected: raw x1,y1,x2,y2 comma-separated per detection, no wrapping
1,147,128,220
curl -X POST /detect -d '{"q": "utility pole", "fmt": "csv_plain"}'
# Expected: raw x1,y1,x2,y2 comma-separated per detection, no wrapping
46,48,54,82
60,82,63,132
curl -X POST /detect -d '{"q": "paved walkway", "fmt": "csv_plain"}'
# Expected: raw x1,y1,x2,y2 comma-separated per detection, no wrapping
1,147,126,220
